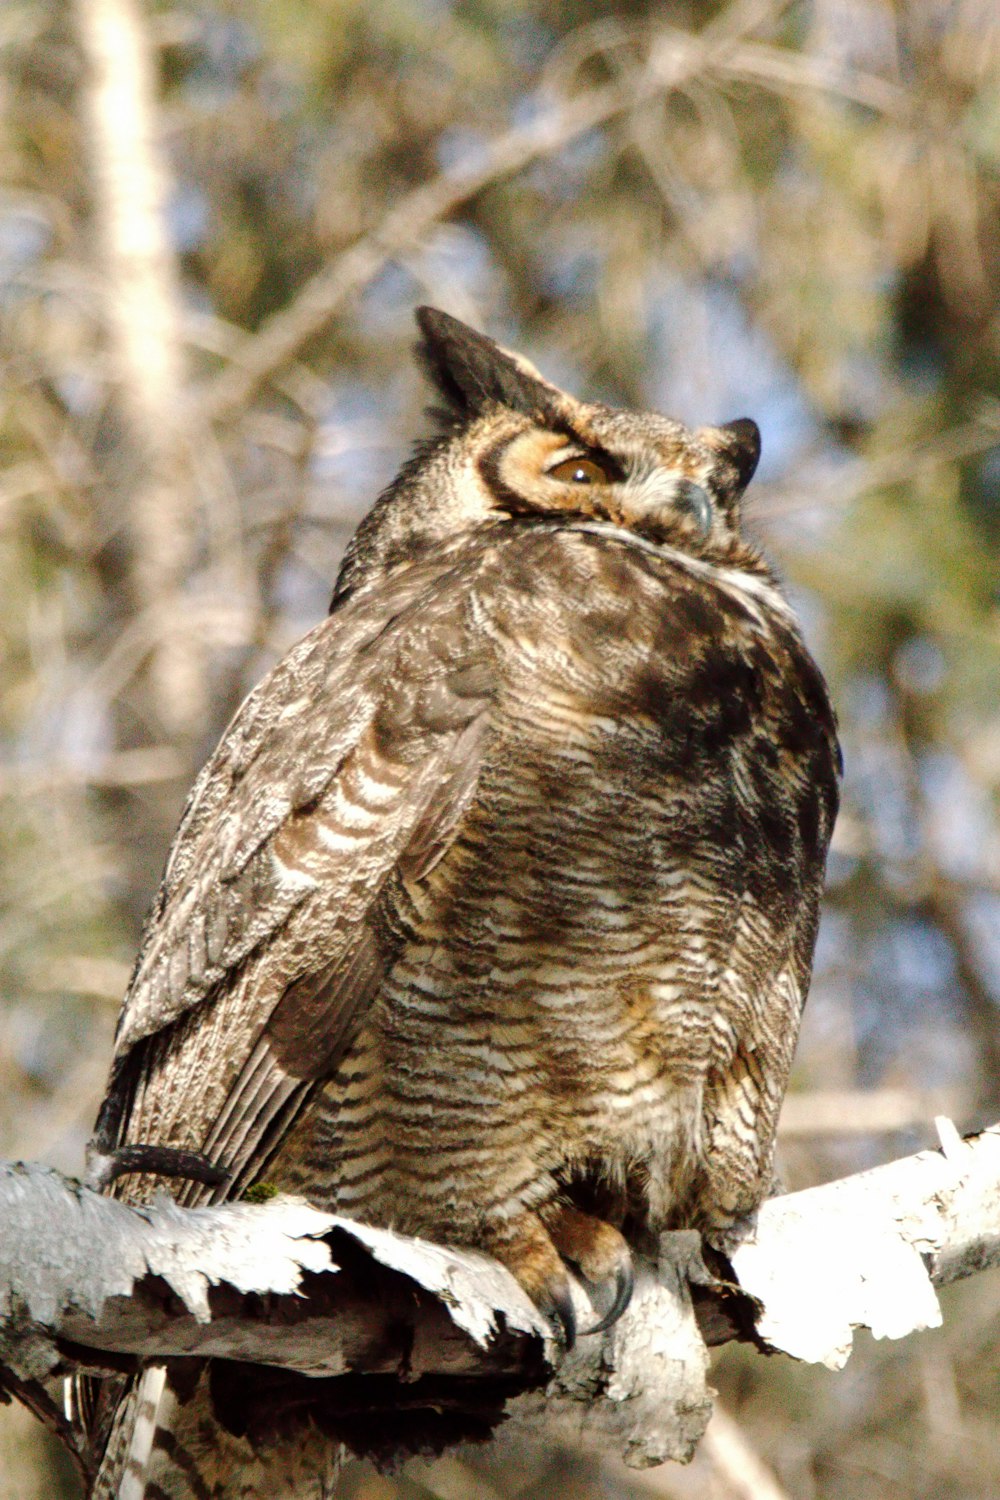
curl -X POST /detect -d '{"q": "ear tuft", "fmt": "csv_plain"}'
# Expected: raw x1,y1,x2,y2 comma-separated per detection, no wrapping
716,417,761,489
414,307,561,423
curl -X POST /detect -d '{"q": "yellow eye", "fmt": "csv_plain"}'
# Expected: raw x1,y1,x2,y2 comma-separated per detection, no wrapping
548,456,610,485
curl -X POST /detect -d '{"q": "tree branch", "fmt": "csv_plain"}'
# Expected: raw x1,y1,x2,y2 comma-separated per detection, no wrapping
731,1117,1000,1367
1,1121,997,1474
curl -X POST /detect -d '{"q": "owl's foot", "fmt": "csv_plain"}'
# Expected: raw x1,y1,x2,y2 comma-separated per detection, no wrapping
85,1141,230,1192
544,1202,634,1335
489,1205,634,1348
490,1217,579,1348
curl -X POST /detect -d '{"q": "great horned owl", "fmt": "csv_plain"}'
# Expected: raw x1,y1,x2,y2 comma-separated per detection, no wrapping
84,308,840,1496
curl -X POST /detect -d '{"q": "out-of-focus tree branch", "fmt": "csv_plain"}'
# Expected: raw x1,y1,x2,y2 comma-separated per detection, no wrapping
925,888,1000,1100
200,13,908,425
73,0,202,736
777,1088,973,1137
200,78,641,422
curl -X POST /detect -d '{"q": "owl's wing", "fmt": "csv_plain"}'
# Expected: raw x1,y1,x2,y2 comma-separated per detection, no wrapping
97,554,492,1196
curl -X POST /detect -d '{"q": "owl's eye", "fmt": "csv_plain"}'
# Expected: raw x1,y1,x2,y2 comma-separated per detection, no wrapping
548,456,610,485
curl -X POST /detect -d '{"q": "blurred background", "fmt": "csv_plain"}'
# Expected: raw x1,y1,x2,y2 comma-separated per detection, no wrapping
1,0,999,1495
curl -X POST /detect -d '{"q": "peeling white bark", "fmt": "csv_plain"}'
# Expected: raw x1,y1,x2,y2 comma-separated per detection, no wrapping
0,1121,997,1474
731,1118,1000,1367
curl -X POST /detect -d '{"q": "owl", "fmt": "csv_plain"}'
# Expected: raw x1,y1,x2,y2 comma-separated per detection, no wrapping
83,308,840,1496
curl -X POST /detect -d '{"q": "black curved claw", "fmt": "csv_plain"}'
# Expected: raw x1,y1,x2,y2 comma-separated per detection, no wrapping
542,1279,578,1351
87,1142,230,1190
579,1251,635,1337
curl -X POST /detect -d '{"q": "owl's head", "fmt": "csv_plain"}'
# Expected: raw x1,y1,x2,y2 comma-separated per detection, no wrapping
333,307,765,603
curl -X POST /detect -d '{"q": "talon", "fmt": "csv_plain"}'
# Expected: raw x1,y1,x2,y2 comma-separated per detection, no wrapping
484,1215,579,1350
541,1277,578,1350
544,1201,634,1336
579,1252,634,1336
86,1141,230,1191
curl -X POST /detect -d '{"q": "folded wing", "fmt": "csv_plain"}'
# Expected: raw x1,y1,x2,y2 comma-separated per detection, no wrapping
96,549,493,1204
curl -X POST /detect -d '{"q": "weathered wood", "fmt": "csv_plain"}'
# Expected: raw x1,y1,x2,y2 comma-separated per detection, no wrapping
0,1120,997,1472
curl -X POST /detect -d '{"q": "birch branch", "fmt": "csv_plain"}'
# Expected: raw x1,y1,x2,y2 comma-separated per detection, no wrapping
731,1117,1000,1367
0,1121,996,1473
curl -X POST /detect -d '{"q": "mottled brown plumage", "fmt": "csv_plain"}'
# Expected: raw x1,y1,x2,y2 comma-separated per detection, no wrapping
84,308,840,1497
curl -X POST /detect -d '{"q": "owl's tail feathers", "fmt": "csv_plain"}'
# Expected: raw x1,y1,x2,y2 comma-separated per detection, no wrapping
87,1364,345,1499
90,1367,180,1499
